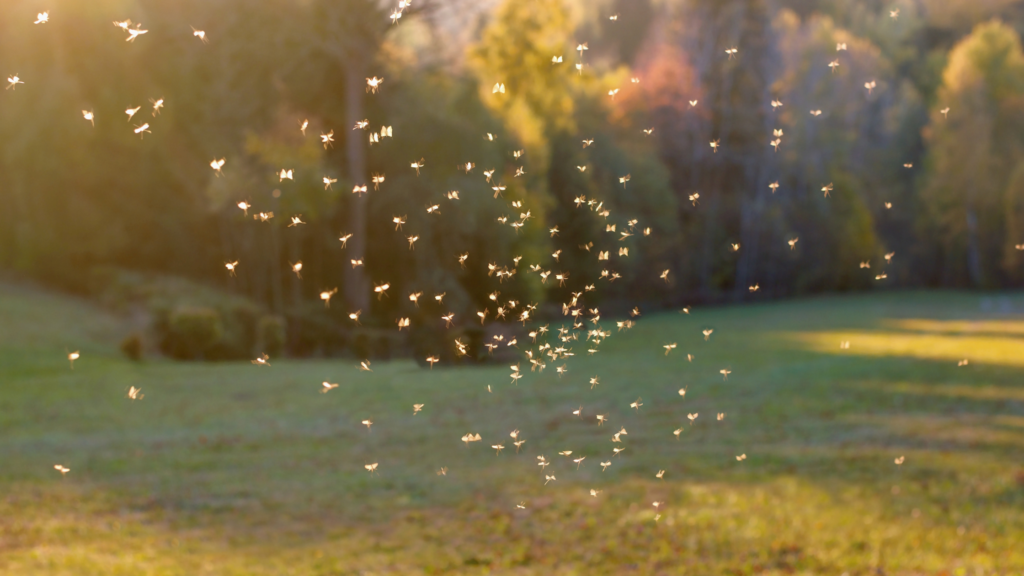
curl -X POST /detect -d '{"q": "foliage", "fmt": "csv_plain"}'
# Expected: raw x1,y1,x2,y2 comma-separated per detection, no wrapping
92,268,264,360
119,333,143,361
164,306,225,360
1,0,1024,362
922,20,1024,287
257,315,287,357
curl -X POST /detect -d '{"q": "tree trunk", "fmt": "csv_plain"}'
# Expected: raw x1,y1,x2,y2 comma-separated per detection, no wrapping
343,62,371,313
966,208,983,287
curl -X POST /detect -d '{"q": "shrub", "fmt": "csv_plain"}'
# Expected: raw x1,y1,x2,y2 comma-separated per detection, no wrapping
164,306,224,360
91,269,265,361
284,303,349,357
120,333,143,361
257,315,287,357
352,331,371,359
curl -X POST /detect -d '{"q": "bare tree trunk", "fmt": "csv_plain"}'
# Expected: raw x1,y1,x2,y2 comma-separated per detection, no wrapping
269,223,284,314
344,62,371,313
288,230,302,309
966,208,983,287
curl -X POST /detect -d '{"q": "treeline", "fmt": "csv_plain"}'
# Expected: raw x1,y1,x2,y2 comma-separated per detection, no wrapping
1,0,1023,358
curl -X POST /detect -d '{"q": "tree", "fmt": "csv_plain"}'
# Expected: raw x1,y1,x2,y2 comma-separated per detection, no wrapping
922,20,1024,286
308,0,393,314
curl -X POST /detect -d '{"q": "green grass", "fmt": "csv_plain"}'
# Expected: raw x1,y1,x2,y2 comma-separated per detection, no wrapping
2,282,1024,575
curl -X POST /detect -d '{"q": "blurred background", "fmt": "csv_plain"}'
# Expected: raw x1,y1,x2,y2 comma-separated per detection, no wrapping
2,0,1024,362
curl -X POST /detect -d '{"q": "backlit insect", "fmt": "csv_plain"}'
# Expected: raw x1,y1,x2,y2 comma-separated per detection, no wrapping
54,464,70,476
320,288,337,307
125,23,148,42
83,110,95,126
321,382,338,393
366,77,384,93
365,463,378,475
126,386,144,400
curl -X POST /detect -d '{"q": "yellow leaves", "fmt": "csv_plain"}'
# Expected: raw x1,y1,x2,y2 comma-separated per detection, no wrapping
941,20,1024,97
470,0,578,143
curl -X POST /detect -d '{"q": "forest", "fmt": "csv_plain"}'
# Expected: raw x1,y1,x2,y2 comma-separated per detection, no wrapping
2,0,1024,360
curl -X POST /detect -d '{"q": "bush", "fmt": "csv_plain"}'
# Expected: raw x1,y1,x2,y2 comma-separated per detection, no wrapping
163,306,225,360
257,315,286,357
284,303,349,357
91,269,265,361
120,333,143,361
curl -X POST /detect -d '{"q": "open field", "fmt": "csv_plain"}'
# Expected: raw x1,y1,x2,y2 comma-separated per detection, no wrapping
1,283,1023,575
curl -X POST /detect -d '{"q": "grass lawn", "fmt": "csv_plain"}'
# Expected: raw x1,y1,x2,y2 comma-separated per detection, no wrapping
1,282,1023,575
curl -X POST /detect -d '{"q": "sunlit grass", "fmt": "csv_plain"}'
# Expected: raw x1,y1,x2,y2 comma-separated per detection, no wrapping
1,286,1023,574
787,328,1024,367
